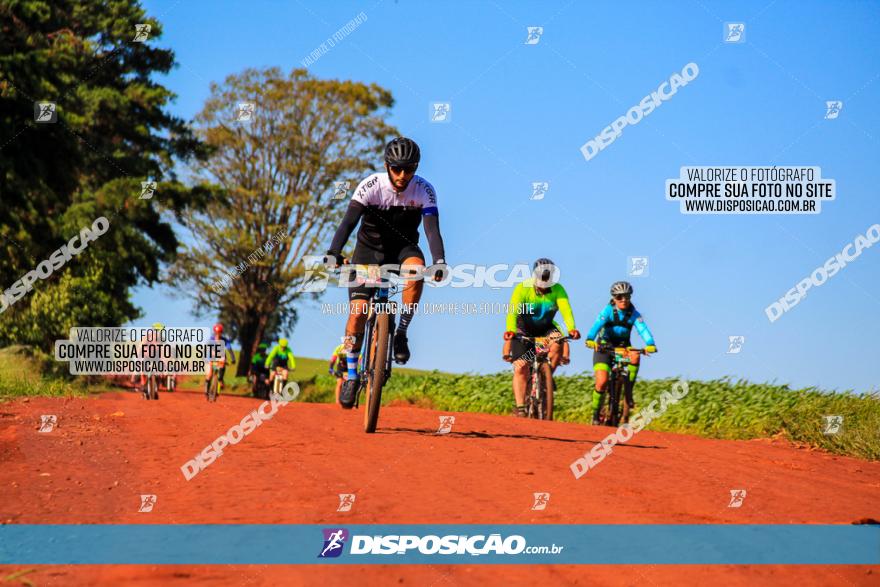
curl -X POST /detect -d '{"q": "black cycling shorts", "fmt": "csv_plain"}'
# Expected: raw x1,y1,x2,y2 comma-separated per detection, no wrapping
593,340,633,369
348,244,425,301
509,328,561,362
270,357,290,370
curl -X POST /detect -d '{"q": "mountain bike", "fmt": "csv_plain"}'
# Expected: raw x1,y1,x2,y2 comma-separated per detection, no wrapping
250,370,269,400
596,344,647,427
142,374,159,400
271,366,288,397
513,334,570,420
323,260,441,432
324,263,397,433
355,273,397,434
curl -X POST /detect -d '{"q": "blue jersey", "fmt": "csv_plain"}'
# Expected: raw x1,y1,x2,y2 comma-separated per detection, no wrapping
586,304,655,346
213,335,234,359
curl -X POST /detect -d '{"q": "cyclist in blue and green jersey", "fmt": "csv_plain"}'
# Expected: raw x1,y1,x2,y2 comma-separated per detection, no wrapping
584,281,657,425
502,258,580,419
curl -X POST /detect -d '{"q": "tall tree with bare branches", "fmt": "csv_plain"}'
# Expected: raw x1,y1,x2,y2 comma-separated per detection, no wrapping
170,67,396,374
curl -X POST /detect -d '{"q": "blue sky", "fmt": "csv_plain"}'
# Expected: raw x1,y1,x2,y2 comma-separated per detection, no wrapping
136,0,879,393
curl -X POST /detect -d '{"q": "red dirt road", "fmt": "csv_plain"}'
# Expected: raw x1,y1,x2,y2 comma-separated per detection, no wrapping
1,389,879,586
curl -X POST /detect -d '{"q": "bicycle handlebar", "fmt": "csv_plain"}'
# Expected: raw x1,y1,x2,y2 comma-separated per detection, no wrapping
595,344,648,355
513,334,572,343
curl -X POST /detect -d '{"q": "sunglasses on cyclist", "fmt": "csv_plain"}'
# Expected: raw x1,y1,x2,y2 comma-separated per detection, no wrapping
613,294,631,301
389,164,417,174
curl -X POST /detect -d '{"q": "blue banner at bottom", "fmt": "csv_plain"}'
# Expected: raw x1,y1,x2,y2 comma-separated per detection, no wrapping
1,524,878,565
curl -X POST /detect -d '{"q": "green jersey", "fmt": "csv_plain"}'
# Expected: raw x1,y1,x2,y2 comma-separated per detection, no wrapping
506,278,576,335
265,345,295,369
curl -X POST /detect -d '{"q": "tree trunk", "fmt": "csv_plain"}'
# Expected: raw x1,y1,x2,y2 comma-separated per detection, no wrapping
235,310,270,377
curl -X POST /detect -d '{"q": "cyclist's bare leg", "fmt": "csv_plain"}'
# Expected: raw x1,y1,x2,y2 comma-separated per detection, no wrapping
334,377,344,405
595,369,608,393
623,351,641,420
512,359,529,407
346,299,369,341
344,298,369,384
539,362,554,420
204,362,214,394
399,257,425,307
548,342,562,370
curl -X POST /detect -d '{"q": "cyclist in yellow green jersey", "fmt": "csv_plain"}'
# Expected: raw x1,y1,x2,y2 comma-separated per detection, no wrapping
502,258,580,418
328,343,348,406
265,338,296,388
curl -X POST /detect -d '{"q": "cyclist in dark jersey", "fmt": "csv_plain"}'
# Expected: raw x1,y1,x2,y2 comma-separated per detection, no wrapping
324,137,447,409
584,281,657,425
249,342,269,395
502,259,580,419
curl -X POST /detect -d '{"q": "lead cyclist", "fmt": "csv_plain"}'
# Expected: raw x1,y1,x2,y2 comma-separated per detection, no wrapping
323,137,448,409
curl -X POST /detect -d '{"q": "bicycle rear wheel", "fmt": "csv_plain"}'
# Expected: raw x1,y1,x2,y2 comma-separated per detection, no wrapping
363,312,391,433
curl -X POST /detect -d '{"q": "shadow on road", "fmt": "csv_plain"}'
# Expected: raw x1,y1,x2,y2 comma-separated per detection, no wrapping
381,426,667,449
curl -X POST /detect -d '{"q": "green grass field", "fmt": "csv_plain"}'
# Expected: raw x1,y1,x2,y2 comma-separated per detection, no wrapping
2,346,878,460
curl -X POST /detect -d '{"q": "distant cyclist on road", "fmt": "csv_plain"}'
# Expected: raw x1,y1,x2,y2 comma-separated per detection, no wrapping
502,258,580,419
249,342,270,395
205,323,236,398
584,281,657,425
328,342,347,406
324,137,448,409
265,338,296,388
140,322,165,393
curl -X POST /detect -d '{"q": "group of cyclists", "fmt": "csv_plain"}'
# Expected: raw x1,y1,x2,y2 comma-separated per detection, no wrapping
319,136,658,426
247,335,296,398
133,322,298,401
501,267,657,424
139,136,658,423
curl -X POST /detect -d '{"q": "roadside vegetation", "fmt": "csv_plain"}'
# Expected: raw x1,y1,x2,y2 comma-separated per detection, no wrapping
305,369,880,461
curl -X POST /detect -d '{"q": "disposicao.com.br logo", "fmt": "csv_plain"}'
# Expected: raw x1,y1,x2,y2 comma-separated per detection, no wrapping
317,529,563,557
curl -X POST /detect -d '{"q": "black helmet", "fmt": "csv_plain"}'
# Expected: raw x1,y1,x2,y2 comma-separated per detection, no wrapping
384,137,421,167
533,258,556,285
533,257,555,271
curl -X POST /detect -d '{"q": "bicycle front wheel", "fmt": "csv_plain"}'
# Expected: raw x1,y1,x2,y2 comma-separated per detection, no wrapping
363,312,391,433
608,375,624,427
209,371,219,402
527,365,541,419
537,362,554,420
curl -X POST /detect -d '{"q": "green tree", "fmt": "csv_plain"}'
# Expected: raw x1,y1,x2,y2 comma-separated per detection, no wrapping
0,0,208,349
170,67,396,375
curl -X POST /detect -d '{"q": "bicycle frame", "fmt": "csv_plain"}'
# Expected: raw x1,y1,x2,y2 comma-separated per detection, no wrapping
272,366,288,396
597,345,645,426
514,334,570,420
356,283,395,409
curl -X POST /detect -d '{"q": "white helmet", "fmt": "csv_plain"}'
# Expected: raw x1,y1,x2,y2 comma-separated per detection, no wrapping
610,281,633,297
